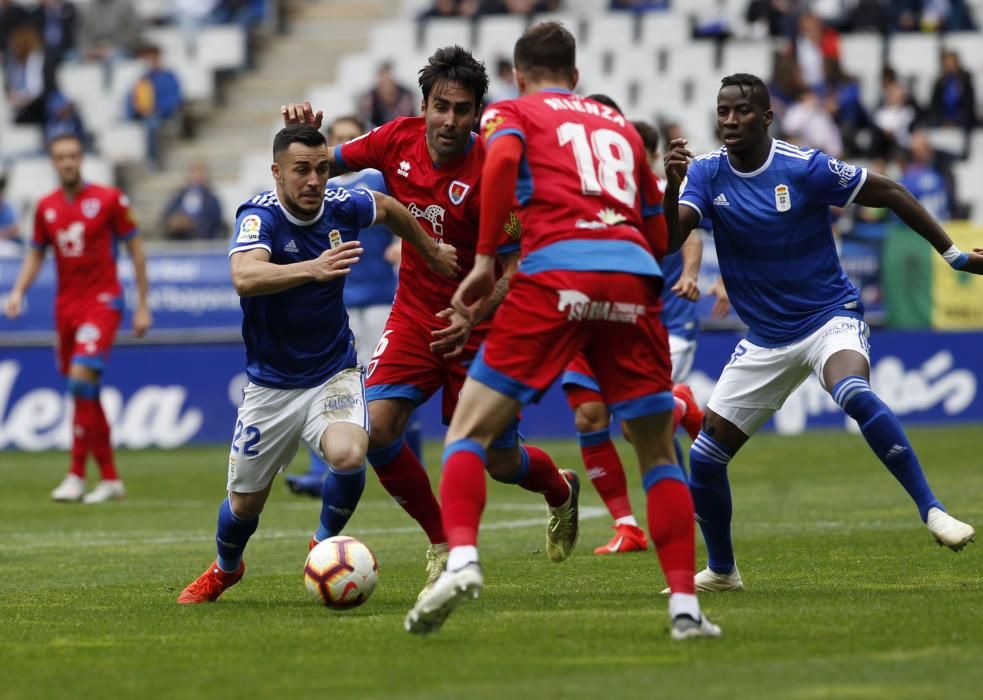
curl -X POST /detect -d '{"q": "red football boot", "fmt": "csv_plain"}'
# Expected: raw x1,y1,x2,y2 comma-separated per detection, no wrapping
177,560,245,604
593,523,648,554
672,383,704,440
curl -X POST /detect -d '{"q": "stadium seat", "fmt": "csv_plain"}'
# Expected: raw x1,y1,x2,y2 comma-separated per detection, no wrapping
926,127,966,157
0,125,42,157
722,40,775,81
366,20,418,58
144,26,189,67
887,33,941,104
838,33,883,107
198,26,248,72
639,11,691,49
170,56,216,102
563,0,606,16
581,13,636,52
943,31,983,68
97,121,147,163
664,43,718,82
109,59,147,109
474,15,527,57
422,18,472,51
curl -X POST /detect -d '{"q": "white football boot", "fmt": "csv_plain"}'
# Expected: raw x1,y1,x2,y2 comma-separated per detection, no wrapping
661,565,744,595
671,613,723,640
51,474,85,502
404,562,483,635
926,507,976,551
82,479,126,504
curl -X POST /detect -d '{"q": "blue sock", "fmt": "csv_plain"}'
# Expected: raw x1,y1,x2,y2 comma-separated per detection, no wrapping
305,449,329,477
689,431,735,574
215,498,259,573
405,415,424,463
315,464,366,541
673,437,686,476
832,376,942,522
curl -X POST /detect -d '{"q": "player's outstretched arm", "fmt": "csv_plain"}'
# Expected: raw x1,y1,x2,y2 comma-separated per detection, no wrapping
707,277,731,319
663,138,701,254
671,232,703,301
230,241,363,297
123,235,153,337
3,246,45,319
854,172,983,274
372,192,459,279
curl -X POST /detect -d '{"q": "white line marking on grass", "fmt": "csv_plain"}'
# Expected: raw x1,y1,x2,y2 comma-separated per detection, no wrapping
0,505,608,552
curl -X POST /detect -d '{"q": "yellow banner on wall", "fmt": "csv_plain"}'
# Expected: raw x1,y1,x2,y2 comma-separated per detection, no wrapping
933,221,983,328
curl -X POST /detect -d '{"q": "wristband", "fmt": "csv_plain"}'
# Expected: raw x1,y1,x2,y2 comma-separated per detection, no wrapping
942,245,969,270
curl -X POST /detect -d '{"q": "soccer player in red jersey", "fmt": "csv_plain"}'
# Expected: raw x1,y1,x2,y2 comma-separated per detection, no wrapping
4,133,152,504
282,47,575,597
404,23,721,639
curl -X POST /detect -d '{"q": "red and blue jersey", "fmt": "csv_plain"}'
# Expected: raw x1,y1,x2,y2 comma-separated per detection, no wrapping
478,90,664,277
335,116,519,324
31,183,137,310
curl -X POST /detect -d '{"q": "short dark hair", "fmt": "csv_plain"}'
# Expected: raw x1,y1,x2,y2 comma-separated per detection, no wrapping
587,93,622,114
632,120,659,155
273,124,326,159
719,73,771,111
514,21,576,83
419,45,489,108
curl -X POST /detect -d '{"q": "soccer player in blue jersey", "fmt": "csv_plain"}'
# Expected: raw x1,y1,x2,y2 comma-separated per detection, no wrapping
662,73,982,593
285,115,424,498
178,125,457,603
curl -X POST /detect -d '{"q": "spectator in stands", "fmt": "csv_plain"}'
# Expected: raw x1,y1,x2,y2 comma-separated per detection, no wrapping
161,161,224,240
44,89,86,146
928,49,977,133
795,11,838,91
782,87,843,156
767,44,803,120
0,173,21,258
419,0,461,19
745,0,794,38
822,56,868,156
357,62,416,128
464,0,557,15
872,73,919,158
0,0,30,62
899,128,955,222
30,0,77,65
487,57,518,104
609,0,670,11
4,24,52,125
211,0,267,26
78,0,143,61
847,0,892,32
173,0,221,51
126,44,183,169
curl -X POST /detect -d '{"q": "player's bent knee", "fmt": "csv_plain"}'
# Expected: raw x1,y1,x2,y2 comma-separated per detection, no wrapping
325,447,366,473
485,448,522,483
574,402,609,434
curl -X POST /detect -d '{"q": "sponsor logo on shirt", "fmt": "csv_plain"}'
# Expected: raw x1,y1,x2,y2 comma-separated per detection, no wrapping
397,160,411,177
480,108,505,139
448,180,471,206
556,289,644,324
827,158,858,187
408,202,445,238
575,208,627,230
774,184,791,212
81,199,101,219
284,239,299,253
713,193,730,207
236,214,262,243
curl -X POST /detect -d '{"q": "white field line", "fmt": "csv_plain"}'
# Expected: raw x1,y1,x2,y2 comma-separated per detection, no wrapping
0,504,608,552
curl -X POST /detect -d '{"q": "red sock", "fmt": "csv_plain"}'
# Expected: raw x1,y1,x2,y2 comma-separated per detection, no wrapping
517,445,570,508
440,445,487,549
371,441,446,544
70,396,98,478
578,433,632,520
646,478,696,594
90,399,118,480
672,397,686,430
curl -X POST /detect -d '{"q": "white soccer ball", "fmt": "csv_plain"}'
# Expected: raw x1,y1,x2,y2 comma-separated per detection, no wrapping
304,536,378,609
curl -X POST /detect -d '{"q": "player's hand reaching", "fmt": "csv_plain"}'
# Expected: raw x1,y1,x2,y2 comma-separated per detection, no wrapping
707,277,731,319
430,307,471,358
4,290,24,319
132,305,153,338
671,273,700,301
310,239,363,281
451,255,497,324
424,241,460,280
664,138,693,188
956,248,983,274
280,101,323,129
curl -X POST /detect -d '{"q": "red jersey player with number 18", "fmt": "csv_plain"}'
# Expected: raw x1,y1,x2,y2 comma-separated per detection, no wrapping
284,48,576,601
405,22,721,640
4,133,152,504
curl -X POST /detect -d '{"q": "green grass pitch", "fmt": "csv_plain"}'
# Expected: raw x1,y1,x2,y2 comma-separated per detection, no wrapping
1,427,981,699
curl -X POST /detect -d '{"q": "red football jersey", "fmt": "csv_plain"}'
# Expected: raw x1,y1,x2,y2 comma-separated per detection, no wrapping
479,91,666,272
32,182,137,308
336,116,518,323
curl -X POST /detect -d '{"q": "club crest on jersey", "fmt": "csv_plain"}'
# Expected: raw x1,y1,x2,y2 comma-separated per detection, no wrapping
774,184,791,212
81,199,101,219
328,230,343,248
236,214,262,243
448,180,471,206
44,208,57,222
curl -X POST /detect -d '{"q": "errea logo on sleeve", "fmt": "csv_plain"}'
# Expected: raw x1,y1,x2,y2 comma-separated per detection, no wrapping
236,215,262,243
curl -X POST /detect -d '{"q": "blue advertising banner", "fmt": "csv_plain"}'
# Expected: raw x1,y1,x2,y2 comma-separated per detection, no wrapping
1,330,979,451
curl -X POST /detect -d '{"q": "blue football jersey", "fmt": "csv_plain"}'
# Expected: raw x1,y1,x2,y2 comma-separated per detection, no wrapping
679,139,866,347
329,169,398,308
229,187,377,389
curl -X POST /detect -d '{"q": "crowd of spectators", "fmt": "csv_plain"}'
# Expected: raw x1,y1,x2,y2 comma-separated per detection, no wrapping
419,0,560,19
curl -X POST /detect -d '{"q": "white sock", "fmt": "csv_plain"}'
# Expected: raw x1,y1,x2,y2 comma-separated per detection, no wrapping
668,592,701,620
447,545,479,571
614,515,639,527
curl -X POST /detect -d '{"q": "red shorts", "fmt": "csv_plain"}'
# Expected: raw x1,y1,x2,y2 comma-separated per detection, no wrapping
54,301,122,375
471,270,674,421
364,302,486,423
561,352,603,410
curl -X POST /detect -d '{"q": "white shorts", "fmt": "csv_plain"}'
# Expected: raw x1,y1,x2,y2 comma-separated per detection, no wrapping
669,334,697,384
227,367,368,493
707,316,870,436
349,304,391,365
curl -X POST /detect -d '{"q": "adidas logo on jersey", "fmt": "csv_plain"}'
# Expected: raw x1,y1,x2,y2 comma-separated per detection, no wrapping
397,160,411,177
284,239,299,253
713,193,730,207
